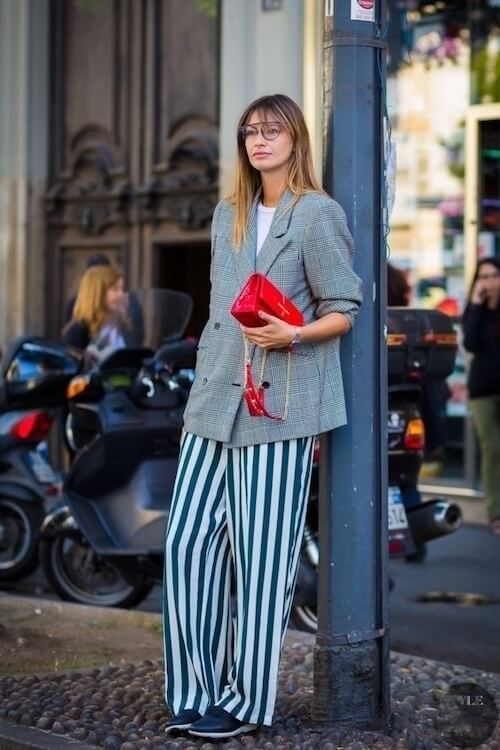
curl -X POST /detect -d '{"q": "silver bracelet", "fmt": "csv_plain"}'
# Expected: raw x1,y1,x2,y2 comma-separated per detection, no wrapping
290,326,302,345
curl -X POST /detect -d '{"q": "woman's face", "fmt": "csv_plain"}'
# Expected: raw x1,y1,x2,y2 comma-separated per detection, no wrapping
243,109,294,178
105,277,125,313
477,262,500,302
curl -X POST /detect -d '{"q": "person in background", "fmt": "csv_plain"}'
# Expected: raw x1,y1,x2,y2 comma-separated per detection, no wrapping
63,254,112,324
462,257,500,535
62,265,128,363
64,254,144,347
387,262,411,306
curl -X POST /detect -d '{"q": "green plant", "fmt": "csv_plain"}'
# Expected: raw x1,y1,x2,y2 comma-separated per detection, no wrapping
471,44,500,104
195,0,218,18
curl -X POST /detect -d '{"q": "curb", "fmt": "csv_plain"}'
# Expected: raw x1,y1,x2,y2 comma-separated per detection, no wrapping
0,720,97,750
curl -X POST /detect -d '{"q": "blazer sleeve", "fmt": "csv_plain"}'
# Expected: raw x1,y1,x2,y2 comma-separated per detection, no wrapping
302,198,363,327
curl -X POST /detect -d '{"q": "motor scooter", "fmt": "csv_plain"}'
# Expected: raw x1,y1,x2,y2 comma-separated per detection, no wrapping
0,338,80,582
39,290,196,607
291,306,463,631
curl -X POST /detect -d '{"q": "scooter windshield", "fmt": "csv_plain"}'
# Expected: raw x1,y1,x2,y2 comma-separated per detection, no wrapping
132,288,193,350
83,288,193,367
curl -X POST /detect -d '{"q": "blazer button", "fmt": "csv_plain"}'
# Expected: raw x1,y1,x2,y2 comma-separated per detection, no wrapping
202,377,208,385
214,322,221,330
262,381,270,389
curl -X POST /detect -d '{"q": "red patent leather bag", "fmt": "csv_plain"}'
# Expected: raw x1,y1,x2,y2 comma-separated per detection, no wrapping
231,273,304,421
230,273,304,329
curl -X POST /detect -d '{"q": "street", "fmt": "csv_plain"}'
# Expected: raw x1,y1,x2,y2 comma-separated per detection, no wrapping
388,522,500,673
2,522,499,675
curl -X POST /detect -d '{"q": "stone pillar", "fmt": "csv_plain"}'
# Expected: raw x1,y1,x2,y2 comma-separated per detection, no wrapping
0,0,49,353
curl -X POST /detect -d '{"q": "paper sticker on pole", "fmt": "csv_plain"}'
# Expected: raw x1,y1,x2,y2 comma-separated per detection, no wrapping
351,0,375,22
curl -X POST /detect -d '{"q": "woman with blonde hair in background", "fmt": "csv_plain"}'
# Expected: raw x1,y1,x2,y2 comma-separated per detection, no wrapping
62,264,128,362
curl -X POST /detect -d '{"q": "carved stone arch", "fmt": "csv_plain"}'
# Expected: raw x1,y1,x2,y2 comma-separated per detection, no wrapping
63,124,125,194
47,123,131,234
163,114,218,187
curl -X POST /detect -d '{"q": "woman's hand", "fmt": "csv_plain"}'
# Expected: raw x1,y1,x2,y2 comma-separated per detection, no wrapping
241,311,295,350
471,280,486,305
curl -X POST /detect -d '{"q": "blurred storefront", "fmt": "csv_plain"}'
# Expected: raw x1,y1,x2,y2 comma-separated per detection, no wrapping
386,0,500,494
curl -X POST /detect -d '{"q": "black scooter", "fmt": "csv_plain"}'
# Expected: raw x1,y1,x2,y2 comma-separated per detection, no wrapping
38,289,195,607
291,306,464,631
0,338,80,582
39,340,195,607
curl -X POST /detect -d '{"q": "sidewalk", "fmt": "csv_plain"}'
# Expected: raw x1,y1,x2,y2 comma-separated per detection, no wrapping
0,595,499,749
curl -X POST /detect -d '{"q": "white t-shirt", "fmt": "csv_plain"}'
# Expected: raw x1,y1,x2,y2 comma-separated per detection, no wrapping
256,202,276,256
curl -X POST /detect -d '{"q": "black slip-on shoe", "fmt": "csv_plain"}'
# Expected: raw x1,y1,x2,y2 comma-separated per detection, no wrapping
164,709,202,733
188,706,258,738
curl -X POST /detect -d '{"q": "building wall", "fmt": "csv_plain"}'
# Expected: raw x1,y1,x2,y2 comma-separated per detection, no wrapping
0,0,49,352
0,0,324,351
219,0,322,197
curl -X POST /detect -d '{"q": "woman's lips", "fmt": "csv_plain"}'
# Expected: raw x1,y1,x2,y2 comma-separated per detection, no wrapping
253,152,270,157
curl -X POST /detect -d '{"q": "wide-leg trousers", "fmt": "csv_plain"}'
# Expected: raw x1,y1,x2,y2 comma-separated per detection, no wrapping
162,431,314,726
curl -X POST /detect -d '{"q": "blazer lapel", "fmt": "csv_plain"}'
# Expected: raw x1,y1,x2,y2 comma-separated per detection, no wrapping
232,199,258,286
256,189,295,276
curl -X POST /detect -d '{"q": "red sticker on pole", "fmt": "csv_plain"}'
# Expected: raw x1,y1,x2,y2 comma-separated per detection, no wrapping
351,0,375,22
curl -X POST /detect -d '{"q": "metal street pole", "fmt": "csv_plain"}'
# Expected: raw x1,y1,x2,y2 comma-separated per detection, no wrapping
313,0,390,730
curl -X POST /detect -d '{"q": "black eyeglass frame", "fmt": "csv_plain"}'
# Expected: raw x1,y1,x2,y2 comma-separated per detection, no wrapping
238,121,284,141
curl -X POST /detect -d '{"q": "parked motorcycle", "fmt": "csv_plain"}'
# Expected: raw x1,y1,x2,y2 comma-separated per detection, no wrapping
0,338,80,582
39,290,195,607
291,307,463,631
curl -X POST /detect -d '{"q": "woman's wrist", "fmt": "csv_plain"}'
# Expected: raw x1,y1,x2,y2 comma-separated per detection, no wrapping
289,326,302,346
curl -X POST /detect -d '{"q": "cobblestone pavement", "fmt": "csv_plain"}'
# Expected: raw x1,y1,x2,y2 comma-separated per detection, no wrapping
1,629,499,750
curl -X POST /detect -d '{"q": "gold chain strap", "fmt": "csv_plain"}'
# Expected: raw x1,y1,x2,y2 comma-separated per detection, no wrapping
243,336,291,420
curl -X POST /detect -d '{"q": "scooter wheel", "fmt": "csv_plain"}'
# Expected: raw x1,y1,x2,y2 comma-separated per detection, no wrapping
39,532,153,608
290,604,318,634
0,499,44,583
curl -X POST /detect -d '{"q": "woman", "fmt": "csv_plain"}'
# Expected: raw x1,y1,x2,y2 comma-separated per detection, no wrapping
163,94,363,739
462,257,500,534
62,264,127,361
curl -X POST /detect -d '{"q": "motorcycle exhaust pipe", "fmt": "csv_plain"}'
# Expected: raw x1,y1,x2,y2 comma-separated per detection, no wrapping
406,498,462,544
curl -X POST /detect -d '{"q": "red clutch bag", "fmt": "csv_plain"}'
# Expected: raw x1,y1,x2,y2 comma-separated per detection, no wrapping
231,273,304,328
231,273,304,421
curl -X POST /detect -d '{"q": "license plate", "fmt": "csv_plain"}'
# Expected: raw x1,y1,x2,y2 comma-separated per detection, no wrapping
388,486,408,530
26,449,57,485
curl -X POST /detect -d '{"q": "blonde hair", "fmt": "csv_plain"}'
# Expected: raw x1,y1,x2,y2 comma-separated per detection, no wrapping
66,265,123,337
230,94,324,249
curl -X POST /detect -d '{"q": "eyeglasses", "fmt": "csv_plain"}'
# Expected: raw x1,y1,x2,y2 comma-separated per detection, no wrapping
239,122,283,141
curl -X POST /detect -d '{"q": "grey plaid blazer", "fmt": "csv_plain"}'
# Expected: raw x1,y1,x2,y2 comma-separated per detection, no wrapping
183,189,363,447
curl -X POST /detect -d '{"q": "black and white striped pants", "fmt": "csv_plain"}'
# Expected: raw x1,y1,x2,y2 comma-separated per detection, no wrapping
162,431,314,726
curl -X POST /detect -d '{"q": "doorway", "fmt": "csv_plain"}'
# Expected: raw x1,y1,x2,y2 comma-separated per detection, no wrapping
153,242,211,339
